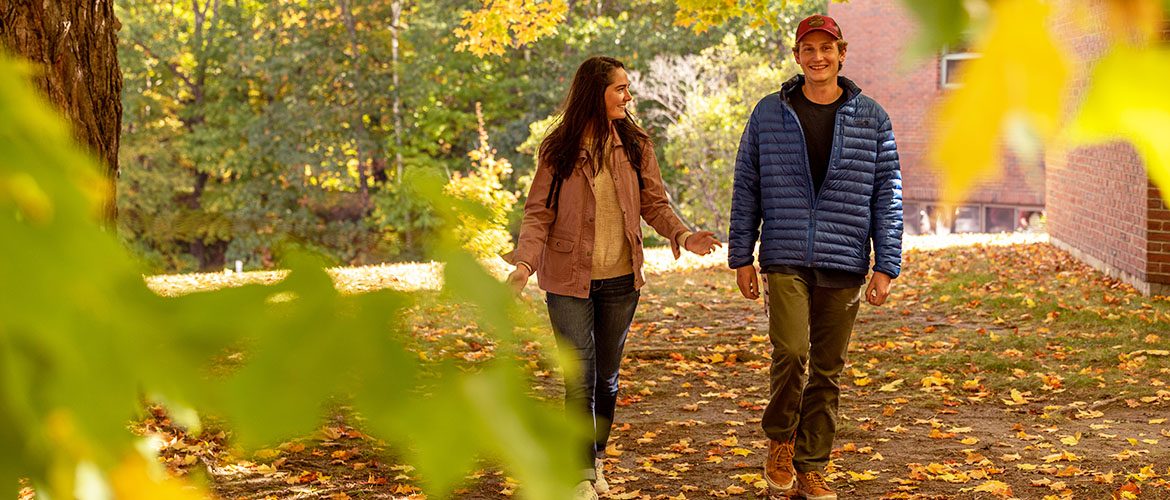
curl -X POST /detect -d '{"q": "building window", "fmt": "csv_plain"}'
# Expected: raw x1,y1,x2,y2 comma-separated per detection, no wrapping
984,206,1017,233
906,203,1044,234
953,205,982,233
940,43,979,89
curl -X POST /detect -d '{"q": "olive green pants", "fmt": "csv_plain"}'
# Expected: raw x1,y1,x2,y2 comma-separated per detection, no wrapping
762,272,861,472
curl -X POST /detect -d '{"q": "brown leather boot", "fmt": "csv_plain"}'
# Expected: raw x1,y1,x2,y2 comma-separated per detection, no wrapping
764,439,796,493
796,470,837,500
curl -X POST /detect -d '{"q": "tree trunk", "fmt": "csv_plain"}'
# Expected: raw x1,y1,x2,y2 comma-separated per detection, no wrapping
339,0,373,212
389,0,412,250
390,0,404,182
0,0,123,227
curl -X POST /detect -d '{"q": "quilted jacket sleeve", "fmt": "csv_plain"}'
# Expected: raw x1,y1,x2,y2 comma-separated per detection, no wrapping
728,104,763,269
870,110,904,278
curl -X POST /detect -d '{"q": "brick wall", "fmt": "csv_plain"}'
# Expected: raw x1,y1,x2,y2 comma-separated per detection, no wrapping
831,0,1165,294
828,0,1045,207
1047,141,1148,282
1149,184,1170,286
1046,2,1168,294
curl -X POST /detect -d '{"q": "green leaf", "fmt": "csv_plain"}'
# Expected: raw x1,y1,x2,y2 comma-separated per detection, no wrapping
2,45,580,498
900,0,970,59
466,365,582,500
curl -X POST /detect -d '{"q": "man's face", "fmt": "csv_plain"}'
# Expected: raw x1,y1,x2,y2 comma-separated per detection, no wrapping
793,31,845,85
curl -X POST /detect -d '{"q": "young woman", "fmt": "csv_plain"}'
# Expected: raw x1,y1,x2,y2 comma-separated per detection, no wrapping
506,56,721,499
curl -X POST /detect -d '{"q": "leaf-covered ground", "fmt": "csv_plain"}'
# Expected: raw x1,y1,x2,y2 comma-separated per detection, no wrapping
143,234,1170,499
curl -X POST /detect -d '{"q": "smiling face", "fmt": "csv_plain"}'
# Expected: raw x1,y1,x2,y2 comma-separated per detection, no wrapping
793,30,846,85
604,68,633,121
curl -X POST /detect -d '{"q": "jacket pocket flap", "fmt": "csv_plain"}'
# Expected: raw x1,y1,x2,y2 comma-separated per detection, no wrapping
548,236,575,253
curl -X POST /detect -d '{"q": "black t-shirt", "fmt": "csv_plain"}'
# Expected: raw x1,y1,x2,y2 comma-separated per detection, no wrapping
787,86,848,196
765,86,864,289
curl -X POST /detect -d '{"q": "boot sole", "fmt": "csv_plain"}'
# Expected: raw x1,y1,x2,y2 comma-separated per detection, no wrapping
764,474,796,494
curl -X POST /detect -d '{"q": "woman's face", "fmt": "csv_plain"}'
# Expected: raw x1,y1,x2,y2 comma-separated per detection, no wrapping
604,68,633,121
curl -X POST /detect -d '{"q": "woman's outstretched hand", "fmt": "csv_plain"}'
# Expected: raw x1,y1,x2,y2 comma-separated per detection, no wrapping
684,231,722,256
507,266,531,294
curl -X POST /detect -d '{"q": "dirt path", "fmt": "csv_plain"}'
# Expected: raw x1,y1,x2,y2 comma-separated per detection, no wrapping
191,237,1169,499
585,253,1168,499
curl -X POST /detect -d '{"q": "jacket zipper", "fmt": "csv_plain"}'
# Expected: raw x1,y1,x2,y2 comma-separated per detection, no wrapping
781,86,853,268
781,99,818,266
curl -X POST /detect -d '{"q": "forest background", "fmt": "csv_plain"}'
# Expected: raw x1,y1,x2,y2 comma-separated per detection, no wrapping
5,0,1170,498
115,0,819,273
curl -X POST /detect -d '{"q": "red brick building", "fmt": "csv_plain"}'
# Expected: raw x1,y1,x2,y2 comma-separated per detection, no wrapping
1045,4,1170,295
828,1,1045,236
828,1,1170,295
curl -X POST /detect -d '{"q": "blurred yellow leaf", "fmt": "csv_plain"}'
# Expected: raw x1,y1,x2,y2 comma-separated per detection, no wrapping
931,0,1068,203
1067,46,1170,206
111,456,205,500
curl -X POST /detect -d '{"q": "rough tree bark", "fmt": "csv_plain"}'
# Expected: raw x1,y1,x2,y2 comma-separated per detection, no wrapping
0,0,123,226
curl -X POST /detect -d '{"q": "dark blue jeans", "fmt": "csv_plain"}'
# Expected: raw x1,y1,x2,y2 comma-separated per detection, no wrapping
546,273,639,477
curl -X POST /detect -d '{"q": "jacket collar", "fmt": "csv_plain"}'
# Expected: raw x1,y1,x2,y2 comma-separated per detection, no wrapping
578,122,624,160
780,74,861,102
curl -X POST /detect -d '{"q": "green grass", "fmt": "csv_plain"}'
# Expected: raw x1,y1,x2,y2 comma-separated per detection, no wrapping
868,243,1170,403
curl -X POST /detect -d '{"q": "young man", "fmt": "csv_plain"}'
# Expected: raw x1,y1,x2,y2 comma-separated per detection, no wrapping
727,14,903,500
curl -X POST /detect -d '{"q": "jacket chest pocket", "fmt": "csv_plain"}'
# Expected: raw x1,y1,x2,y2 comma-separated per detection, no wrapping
542,235,576,279
548,236,575,253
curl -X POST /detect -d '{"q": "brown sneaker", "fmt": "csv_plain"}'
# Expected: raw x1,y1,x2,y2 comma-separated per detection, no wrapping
764,439,796,493
796,470,836,500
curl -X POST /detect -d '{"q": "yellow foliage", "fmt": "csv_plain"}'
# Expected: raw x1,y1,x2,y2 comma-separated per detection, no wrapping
1067,46,1170,206
453,0,568,57
444,103,518,259
111,455,205,500
930,0,1068,204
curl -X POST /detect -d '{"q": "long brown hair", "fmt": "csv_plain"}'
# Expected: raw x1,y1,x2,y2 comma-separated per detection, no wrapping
539,56,650,208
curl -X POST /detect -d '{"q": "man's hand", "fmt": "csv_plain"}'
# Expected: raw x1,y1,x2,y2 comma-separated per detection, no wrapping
865,271,892,306
684,231,722,256
735,265,759,300
507,265,531,294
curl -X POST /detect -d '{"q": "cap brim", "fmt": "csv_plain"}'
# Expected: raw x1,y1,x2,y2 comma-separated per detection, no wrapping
796,27,842,42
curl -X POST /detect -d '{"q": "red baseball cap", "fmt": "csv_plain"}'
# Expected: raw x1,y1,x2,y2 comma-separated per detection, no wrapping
795,14,843,43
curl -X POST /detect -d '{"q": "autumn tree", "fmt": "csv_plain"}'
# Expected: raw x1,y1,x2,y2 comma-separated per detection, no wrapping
635,36,794,235
0,0,122,225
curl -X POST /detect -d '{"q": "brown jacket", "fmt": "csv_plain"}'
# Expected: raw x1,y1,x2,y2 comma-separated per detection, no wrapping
510,133,688,298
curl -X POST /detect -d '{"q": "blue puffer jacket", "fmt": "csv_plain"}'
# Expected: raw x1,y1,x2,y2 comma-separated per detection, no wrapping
728,75,903,278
